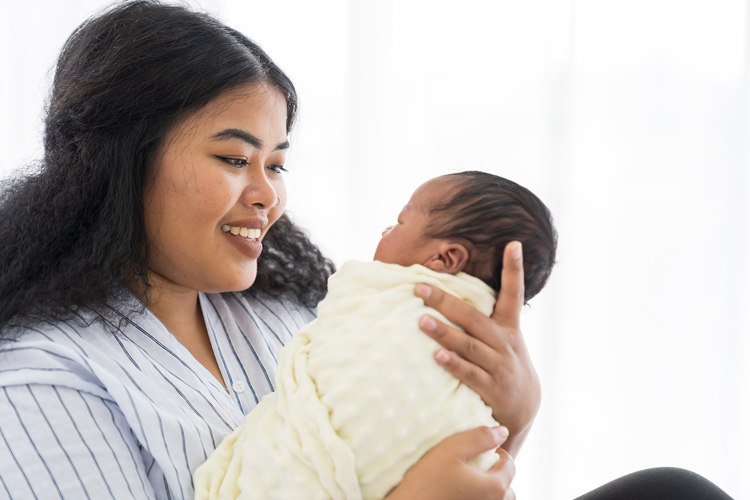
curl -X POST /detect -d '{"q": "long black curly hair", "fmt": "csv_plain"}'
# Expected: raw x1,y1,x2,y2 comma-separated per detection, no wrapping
0,0,334,340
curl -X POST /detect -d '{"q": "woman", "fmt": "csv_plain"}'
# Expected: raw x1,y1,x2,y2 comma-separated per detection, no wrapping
0,2,525,498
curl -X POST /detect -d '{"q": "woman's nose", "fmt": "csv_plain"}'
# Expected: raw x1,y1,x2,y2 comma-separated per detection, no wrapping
240,168,278,209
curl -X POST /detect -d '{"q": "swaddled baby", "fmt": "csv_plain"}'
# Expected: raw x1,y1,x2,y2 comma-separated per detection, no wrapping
193,171,557,500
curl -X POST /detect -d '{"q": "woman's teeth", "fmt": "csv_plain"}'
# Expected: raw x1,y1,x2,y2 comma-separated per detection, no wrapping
221,225,261,239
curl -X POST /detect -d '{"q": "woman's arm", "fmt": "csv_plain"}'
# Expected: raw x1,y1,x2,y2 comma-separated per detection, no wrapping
415,241,541,458
386,426,516,500
0,384,156,499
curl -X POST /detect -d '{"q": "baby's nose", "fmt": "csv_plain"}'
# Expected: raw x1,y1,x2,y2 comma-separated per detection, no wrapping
381,225,393,236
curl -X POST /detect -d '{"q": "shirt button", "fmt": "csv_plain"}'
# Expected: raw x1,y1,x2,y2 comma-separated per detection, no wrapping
232,381,245,394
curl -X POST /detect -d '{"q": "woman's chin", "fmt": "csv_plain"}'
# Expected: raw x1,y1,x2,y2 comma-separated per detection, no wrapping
220,273,258,293
198,264,258,294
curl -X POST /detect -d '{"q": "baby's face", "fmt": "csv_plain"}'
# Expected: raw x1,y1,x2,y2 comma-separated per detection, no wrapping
373,178,451,267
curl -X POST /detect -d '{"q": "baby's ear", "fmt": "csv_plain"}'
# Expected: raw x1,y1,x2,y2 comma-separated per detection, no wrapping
424,242,469,275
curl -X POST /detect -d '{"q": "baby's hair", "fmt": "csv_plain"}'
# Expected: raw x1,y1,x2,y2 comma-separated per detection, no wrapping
425,171,557,303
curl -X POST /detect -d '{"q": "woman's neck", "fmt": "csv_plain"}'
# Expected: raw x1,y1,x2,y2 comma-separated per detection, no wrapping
144,274,201,334
137,271,227,390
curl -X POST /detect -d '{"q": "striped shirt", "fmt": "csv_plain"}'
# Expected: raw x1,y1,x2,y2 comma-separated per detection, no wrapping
0,291,317,500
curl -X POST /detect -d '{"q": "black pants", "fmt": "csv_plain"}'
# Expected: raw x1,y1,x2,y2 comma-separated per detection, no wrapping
574,468,734,500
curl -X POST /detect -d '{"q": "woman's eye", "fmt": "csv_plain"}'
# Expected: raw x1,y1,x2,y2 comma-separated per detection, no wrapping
215,155,248,168
268,165,288,174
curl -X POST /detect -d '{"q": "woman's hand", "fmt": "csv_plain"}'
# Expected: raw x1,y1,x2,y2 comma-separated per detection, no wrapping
386,426,516,500
415,241,540,458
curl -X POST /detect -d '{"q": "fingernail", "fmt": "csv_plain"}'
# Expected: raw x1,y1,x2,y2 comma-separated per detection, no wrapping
512,242,522,259
415,284,431,298
492,426,509,440
419,314,436,331
435,349,450,363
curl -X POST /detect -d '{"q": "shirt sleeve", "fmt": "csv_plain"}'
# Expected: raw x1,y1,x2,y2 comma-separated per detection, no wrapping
0,384,156,500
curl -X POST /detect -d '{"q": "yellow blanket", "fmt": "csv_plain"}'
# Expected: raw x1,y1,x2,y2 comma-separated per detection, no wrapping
193,261,499,500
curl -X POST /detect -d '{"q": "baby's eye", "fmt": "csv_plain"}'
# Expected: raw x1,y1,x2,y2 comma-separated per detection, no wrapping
215,155,248,168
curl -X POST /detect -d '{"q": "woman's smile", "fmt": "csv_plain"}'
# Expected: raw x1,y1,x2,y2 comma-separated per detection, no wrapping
222,229,264,259
220,218,268,259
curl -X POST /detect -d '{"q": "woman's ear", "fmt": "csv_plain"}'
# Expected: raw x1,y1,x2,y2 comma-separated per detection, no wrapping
424,242,470,275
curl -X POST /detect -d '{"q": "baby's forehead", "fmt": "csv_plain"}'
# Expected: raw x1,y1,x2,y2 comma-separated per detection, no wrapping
412,176,463,211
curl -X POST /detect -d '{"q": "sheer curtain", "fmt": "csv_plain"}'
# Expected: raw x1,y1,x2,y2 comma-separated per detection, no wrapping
1,1,748,498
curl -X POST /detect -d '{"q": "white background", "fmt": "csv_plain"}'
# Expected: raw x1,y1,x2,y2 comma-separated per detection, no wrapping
1,1,748,499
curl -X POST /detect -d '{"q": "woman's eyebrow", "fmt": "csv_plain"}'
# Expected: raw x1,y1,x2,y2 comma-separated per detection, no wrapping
210,128,290,151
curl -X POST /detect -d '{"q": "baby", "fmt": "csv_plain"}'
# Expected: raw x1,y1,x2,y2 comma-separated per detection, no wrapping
193,171,557,500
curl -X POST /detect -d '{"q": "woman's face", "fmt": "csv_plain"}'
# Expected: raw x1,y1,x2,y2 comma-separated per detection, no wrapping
144,83,289,294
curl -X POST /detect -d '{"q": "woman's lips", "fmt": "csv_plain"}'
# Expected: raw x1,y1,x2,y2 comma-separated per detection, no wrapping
223,230,262,259
223,217,267,230
220,217,267,259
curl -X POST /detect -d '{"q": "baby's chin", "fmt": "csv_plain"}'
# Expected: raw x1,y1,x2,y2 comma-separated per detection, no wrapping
372,250,389,264
372,258,425,270
372,247,406,266
372,244,416,267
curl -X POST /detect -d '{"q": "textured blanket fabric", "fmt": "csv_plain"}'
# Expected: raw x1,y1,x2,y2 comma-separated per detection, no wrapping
193,261,499,500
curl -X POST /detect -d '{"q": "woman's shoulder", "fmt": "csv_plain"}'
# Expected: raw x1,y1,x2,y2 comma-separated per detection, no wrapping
0,305,229,402
0,312,245,500
0,318,116,399
0,304,245,422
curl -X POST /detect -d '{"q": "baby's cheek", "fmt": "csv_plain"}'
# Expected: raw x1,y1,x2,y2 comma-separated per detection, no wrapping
372,238,390,263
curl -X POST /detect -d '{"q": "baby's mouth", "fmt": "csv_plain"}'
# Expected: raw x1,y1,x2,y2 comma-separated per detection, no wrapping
221,225,261,240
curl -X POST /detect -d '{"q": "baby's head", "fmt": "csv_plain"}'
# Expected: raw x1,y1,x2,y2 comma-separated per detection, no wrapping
374,171,557,303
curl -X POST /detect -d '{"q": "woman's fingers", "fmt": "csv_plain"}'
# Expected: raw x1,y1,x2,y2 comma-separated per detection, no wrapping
419,313,499,368
445,427,516,499
415,284,506,350
387,426,515,500
445,425,509,462
431,346,492,386
490,447,516,492
492,241,524,329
